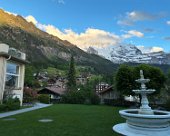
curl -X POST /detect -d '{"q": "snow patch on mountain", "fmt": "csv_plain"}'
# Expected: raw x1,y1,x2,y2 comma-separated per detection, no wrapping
86,44,170,64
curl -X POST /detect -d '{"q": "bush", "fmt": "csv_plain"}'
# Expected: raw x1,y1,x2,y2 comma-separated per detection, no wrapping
23,87,38,103
3,97,20,111
165,99,170,111
89,93,100,105
61,88,100,105
104,98,137,107
61,91,86,104
0,104,7,112
38,94,50,104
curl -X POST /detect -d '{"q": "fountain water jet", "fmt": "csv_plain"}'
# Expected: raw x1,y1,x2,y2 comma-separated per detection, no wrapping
113,70,170,136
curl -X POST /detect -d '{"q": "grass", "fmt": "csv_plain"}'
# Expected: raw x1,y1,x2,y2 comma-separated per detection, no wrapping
0,104,125,136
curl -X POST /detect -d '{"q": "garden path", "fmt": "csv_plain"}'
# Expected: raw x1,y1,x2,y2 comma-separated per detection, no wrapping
0,103,52,118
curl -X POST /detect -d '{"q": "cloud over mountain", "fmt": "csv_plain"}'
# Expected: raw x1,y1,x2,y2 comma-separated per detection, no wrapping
137,46,164,53
24,14,165,54
167,21,170,25
118,11,164,26
25,15,38,25
122,30,144,39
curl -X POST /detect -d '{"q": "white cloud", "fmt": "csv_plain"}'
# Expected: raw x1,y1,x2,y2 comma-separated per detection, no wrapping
51,0,65,4
151,47,164,52
25,15,38,25
128,11,157,21
24,15,162,53
44,26,121,49
35,22,122,49
3,10,17,16
167,21,170,25
118,11,163,26
117,20,133,26
58,0,65,4
137,46,164,53
164,37,170,41
128,30,144,37
122,30,144,39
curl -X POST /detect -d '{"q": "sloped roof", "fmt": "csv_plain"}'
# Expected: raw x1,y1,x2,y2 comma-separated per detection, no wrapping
99,85,113,94
38,86,66,95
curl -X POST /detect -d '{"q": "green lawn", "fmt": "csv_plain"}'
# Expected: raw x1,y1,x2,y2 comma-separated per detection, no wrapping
0,104,124,136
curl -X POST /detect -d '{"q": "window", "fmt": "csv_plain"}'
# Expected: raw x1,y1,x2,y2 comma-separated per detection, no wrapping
5,62,20,88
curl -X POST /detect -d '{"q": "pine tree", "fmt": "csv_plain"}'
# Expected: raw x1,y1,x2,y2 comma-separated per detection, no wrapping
67,56,76,91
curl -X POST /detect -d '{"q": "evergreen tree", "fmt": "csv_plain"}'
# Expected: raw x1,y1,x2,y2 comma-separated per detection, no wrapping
67,56,76,91
24,65,35,87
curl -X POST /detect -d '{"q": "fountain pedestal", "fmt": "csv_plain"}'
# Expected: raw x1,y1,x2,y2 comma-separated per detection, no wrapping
113,70,170,136
138,92,153,115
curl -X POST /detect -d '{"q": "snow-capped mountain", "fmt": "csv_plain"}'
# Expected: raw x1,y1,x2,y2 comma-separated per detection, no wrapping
86,44,170,64
87,47,98,55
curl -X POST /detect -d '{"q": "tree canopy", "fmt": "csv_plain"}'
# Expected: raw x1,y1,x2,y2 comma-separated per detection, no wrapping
115,64,166,96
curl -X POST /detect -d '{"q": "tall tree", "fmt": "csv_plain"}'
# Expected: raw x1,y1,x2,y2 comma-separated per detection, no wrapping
24,65,35,87
115,64,135,96
165,69,170,95
115,64,166,96
67,56,76,91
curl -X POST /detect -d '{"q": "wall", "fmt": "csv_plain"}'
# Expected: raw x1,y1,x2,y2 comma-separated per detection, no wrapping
0,57,7,103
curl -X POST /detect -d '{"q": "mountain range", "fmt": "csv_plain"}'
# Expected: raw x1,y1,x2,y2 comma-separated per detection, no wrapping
87,44,170,65
0,9,169,74
0,9,118,75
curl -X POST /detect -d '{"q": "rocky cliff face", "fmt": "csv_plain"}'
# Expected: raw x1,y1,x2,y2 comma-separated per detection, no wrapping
87,47,98,55
0,9,116,74
87,44,170,64
87,44,170,65
110,44,170,64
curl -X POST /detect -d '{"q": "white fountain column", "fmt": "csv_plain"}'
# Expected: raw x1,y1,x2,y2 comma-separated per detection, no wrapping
138,70,154,115
139,92,153,114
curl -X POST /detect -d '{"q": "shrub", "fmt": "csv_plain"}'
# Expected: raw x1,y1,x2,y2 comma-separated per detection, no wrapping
61,91,86,104
89,93,100,105
38,94,50,104
3,97,20,111
23,87,38,103
104,98,137,107
165,99,170,111
0,104,7,112
61,89,100,105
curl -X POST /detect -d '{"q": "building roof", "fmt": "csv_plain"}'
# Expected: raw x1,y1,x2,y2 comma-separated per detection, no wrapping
0,52,29,64
99,85,113,94
38,86,66,95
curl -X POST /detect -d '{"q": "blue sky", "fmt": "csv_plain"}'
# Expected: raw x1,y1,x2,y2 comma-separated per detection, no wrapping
0,0,170,52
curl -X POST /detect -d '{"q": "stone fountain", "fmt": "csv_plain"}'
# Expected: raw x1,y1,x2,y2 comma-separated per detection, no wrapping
113,70,170,136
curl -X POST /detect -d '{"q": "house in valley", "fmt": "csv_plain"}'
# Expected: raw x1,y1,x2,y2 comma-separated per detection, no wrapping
98,86,120,104
95,82,110,93
38,86,66,102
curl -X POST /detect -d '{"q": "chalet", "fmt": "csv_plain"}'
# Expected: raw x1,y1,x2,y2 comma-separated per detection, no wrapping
0,43,27,105
38,86,66,102
99,86,119,104
95,82,109,93
76,76,87,85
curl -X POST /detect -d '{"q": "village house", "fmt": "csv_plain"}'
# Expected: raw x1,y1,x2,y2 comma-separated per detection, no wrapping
95,82,110,93
0,43,27,105
38,86,66,103
98,86,120,104
76,75,87,85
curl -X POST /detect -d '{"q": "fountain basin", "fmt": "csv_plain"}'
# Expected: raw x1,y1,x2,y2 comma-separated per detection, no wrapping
120,109,170,129
113,70,170,135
